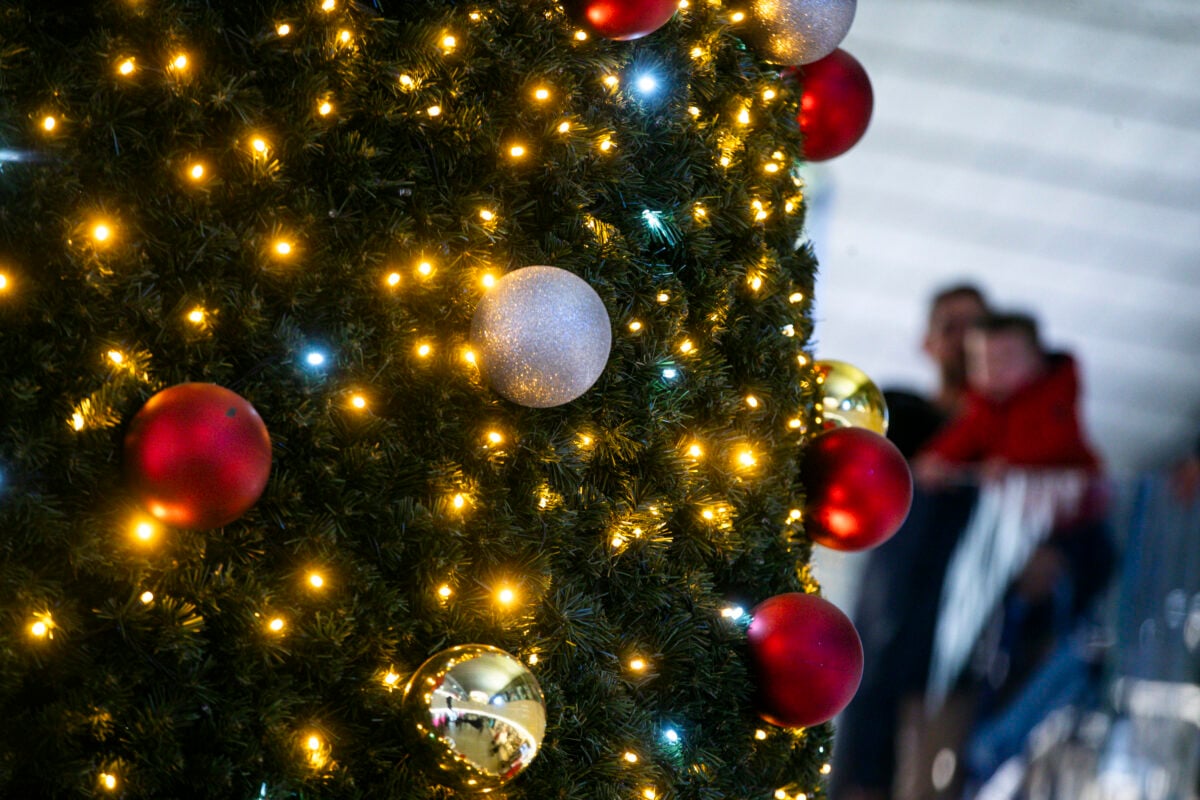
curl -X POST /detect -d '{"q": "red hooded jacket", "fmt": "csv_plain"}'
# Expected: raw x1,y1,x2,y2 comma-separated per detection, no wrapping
921,354,1100,470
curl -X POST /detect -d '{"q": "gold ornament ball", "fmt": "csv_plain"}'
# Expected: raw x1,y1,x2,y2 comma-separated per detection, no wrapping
815,359,888,435
403,644,547,792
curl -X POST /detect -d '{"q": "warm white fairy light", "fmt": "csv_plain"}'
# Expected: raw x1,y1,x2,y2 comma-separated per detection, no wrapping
629,657,647,671
132,519,156,543
737,449,757,468
469,11,481,20
441,34,457,52
687,443,703,458
71,412,85,431
251,136,268,154
479,208,495,222
171,53,189,71
690,46,704,59
557,120,571,133
745,395,759,408
462,348,477,366
277,23,292,36
598,138,614,152
755,729,769,740
496,587,516,606
416,260,433,277
481,272,496,288
486,431,503,445
763,88,777,101
42,115,56,131
117,58,136,76
509,144,527,158
320,0,335,10
764,162,780,174
318,100,333,116
789,508,803,521
385,271,401,287
383,670,400,687
416,342,432,358
188,162,206,180
788,418,802,430
688,105,701,116
749,274,763,291
730,10,746,22
437,584,453,599
782,324,795,337
267,617,285,633
399,74,414,89
533,87,550,101
574,30,589,41
452,493,465,510
273,239,293,257
100,773,118,791
679,339,694,354
338,29,352,44
30,614,52,638
693,204,707,220
611,533,625,549
107,349,124,365
140,591,154,604
643,788,657,800
624,751,639,763
737,107,751,125
92,222,113,243
602,75,619,88
789,291,804,303
427,104,442,117
308,572,325,589
628,320,643,333
775,791,788,800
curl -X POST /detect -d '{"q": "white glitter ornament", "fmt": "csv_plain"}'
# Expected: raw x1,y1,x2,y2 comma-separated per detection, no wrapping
741,0,856,66
470,266,612,408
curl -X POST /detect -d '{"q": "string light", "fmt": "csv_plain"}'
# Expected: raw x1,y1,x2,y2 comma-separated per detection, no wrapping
624,751,639,764
528,652,539,665
730,10,746,22
737,449,757,468
679,339,694,354
437,584,453,599
628,657,647,671
748,274,763,291
763,88,777,101
338,29,352,44
107,349,125,365
99,773,118,791
745,395,759,408
451,493,465,510
320,0,335,10
755,729,768,740
478,208,496,223
0,273,8,292
350,394,367,410
663,728,680,744
643,788,658,799
789,291,804,303
171,53,189,71
416,260,433,277
385,271,401,287
628,320,643,333
117,57,136,76
308,572,325,589
250,136,268,155
383,670,400,687
305,350,327,367
91,222,113,243
532,87,550,101
788,417,802,430
29,614,52,638
41,115,56,131
789,508,803,521
610,533,625,549
687,443,703,458
782,324,795,337
775,791,788,800
318,100,333,116
440,34,457,52
574,30,588,41
486,431,503,445
462,348,477,366
690,46,704,59
188,162,206,181
721,606,746,620
693,204,707,220
764,162,780,174
602,75,619,88
719,155,731,167
737,107,751,125
304,733,329,769
273,239,293,257
415,342,432,358
598,138,614,152
496,587,515,605
688,105,701,116
657,291,670,303
267,617,285,633
276,23,292,36
480,272,496,289
578,434,593,446
557,120,571,133
132,519,156,543
71,412,85,431
508,144,526,158
399,74,415,89
469,11,481,20
140,591,154,604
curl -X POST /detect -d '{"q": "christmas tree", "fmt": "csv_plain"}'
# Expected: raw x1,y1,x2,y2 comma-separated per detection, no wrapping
0,0,885,797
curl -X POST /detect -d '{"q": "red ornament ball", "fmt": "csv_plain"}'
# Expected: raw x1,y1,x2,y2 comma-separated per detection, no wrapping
124,383,272,529
562,0,677,40
788,48,873,161
747,593,863,728
801,427,912,551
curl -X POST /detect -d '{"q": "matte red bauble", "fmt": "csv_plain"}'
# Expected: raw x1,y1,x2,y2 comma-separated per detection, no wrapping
562,0,677,40
124,383,272,529
789,48,873,161
801,427,912,551
747,593,863,728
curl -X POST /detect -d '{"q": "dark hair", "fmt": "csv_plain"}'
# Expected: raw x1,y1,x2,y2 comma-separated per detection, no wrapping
931,283,987,313
971,311,1043,353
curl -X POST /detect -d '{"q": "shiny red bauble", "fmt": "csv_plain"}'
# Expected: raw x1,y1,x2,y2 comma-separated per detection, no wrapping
788,48,873,161
801,427,912,551
124,383,272,529
562,0,677,40
747,593,863,728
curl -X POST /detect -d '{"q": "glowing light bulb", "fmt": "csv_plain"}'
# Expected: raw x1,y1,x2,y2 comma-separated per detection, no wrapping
635,73,658,94
441,34,457,50
462,348,476,365
509,144,526,158
557,120,571,133
268,617,285,632
188,163,206,180
338,29,352,44
737,449,757,468
386,272,401,287
662,367,678,380
737,107,751,125
788,418,802,429
416,343,432,358
437,584,453,599
624,751,639,763
417,261,433,277
100,773,118,791
497,587,515,605
320,0,335,10
307,735,322,751
656,292,669,303
305,351,326,367
628,320,643,332
528,652,539,664
764,162,780,174
745,395,760,408
399,74,414,88
687,444,703,460
140,591,154,604
797,353,809,366
579,434,593,446
273,240,293,256
629,657,646,671
821,763,832,775
574,30,589,41
693,204,707,219
533,87,550,101
486,431,503,445
749,274,763,290
30,619,49,638
730,10,746,22
481,272,496,288
318,101,333,116
92,223,112,243
133,521,155,542
308,572,325,589
719,155,731,167
0,273,8,291
598,138,614,152
755,729,768,740
117,58,135,76
789,291,804,303
42,115,56,131
722,606,746,619
469,11,481,20
789,508,803,521
701,509,715,521
479,208,495,222
679,340,694,354
350,394,367,410
782,324,795,337
71,413,85,431
643,788,657,799
690,46,704,59
611,534,626,548
383,670,400,686
107,349,124,365
763,88,777,101
452,493,465,510
775,791,788,800
688,105,701,117
277,23,292,36
602,75,619,88
251,137,268,154
663,728,680,744
172,53,188,70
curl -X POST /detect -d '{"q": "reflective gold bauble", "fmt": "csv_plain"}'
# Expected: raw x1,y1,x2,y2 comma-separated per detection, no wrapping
403,644,547,792
815,359,888,434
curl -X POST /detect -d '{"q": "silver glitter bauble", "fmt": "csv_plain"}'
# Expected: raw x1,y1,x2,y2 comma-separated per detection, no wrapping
741,0,856,66
404,645,547,792
470,266,611,408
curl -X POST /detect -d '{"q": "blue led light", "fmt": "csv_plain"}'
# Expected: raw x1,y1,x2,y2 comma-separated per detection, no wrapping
663,728,680,745
662,368,678,380
635,73,659,95
305,350,327,367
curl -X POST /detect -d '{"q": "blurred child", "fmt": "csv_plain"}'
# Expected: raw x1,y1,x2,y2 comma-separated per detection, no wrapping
914,312,1099,486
